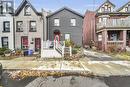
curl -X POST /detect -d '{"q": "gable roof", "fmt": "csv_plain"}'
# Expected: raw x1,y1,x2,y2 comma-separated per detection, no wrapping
96,0,116,12
116,1,130,12
47,7,83,18
15,0,41,16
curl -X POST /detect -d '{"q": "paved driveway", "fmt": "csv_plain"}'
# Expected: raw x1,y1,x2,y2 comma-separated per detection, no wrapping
84,49,119,61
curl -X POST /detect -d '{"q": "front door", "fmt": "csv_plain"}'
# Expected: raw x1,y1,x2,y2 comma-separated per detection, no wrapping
21,36,28,49
35,38,41,52
127,31,130,47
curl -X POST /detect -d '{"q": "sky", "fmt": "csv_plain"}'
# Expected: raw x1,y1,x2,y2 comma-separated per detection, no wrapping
14,0,130,14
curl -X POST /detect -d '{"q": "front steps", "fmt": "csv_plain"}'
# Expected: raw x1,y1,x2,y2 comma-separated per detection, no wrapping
126,46,130,52
41,49,62,58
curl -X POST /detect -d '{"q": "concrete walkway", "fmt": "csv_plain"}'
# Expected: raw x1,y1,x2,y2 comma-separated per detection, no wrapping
1,60,130,76
84,49,118,61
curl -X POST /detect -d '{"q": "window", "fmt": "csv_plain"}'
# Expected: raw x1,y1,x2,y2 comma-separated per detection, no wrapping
16,21,23,32
6,2,13,13
54,18,60,26
3,21,10,32
98,35,102,41
30,21,36,32
70,18,76,26
1,37,8,48
101,7,105,12
21,36,28,49
25,5,31,16
125,7,128,12
65,33,70,40
0,4,3,14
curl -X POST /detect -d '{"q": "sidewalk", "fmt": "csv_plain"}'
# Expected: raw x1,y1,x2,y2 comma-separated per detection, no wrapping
1,59,130,76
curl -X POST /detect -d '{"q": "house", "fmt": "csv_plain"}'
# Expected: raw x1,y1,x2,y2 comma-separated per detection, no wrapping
0,0,14,50
83,0,130,51
83,11,96,47
14,0,44,52
46,7,83,46
96,0,130,51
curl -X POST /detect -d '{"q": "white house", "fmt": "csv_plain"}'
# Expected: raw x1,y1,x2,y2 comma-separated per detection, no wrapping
0,0,14,50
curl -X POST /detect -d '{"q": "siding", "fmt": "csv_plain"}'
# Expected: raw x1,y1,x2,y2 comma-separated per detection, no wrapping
47,9,83,46
0,14,14,49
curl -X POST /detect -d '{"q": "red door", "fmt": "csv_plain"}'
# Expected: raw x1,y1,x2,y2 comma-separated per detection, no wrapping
35,38,41,52
21,36,28,49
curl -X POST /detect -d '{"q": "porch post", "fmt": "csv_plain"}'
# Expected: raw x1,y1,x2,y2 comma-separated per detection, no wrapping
123,30,127,48
102,30,107,51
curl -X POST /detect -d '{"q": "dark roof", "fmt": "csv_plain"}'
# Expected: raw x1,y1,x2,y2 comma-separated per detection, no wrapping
116,1,130,12
96,0,116,12
47,7,83,18
15,0,42,16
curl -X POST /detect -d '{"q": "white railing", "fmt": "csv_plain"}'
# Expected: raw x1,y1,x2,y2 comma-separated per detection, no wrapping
55,41,65,57
42,40,72,57
42,40,65,57
97,19,130,29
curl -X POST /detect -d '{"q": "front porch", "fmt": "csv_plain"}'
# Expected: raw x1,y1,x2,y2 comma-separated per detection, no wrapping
97,30,130,51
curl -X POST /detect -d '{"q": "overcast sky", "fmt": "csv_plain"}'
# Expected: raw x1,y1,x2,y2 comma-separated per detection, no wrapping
14,0,129,14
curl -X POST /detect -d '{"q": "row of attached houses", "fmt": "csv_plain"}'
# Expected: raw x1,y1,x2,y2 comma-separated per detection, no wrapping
0,0,83,52
83,0,130,51
1,0,130,53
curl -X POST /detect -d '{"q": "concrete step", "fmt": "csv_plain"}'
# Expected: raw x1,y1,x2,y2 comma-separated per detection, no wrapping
41,49,62,58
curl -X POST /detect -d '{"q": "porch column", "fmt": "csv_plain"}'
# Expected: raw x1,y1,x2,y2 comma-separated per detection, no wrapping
102,30,108,51
123,30,127,48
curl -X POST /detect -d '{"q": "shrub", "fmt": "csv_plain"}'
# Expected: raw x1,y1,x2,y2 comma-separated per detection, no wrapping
0,48,8,55
65,40,74,47
72,48,77,54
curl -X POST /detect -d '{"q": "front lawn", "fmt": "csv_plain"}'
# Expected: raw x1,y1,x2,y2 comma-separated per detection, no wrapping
111,52,130,61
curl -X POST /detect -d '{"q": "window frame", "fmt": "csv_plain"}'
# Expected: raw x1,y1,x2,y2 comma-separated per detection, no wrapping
16,21,23,32
24,5,31,16
1,37,8,48
70,18,76,26
54,18,60,26
65,33,71,40
29,21,37,32
3,21,10,32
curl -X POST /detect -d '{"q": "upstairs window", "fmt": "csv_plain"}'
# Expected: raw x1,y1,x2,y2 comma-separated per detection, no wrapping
70,18,76,26
6,2,13,13
126,4,130,12
3,21,10,32
16,21,23,32
102,5,111,12
54,18,60,26
0,4,3,14
25,5,31,16
30,21,36,32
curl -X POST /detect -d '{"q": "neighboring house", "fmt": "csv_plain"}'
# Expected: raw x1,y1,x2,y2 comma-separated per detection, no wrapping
0,0,14,50
83,11,96,47
14,0,44,52
47,7,83,46
83,0,130,51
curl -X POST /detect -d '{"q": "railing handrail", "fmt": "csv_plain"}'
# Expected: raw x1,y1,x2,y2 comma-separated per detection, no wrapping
97,19,130,29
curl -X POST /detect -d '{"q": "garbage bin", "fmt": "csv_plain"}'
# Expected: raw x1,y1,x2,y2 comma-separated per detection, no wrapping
24,50,28,56
28,50,33,56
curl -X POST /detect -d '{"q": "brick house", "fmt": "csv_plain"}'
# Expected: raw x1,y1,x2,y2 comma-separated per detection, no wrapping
83,0,130,51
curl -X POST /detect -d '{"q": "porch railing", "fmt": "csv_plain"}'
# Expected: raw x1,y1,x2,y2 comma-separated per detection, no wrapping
97,19,130,30
107,41,124,47
55,41,65,57
42,41,65,57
